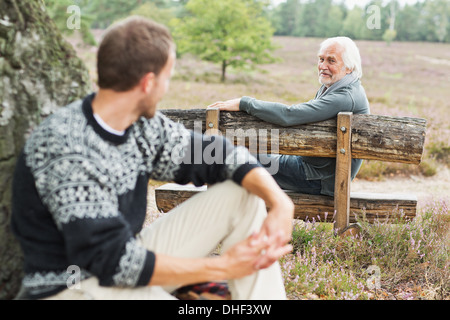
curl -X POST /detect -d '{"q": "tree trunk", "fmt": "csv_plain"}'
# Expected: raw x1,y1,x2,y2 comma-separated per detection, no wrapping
0,0,91,299
221,60,227,82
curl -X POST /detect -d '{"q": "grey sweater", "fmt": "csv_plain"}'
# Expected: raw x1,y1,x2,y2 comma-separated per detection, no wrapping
239,74,370,196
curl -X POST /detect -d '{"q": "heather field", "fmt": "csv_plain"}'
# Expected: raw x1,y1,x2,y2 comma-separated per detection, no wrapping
70,33,449,300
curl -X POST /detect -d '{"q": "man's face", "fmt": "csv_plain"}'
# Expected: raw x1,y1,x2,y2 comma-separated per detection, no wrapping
140,51,176,118
317,44,350,87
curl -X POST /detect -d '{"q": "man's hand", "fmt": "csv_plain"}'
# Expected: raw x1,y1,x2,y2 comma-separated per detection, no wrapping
207,98,241,111
221,231,292,278
150,230,292,287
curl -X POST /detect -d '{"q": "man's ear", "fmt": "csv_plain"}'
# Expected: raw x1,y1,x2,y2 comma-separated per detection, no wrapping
140,72,156,94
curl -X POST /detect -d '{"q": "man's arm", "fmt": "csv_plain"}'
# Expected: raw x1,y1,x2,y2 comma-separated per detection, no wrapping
241,167,294,269
149,231,291,286
208,92,355,126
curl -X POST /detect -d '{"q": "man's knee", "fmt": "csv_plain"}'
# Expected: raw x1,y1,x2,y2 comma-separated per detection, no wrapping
208,180,265,213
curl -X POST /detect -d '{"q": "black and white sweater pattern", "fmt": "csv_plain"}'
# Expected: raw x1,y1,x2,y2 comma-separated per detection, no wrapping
11,93,260,299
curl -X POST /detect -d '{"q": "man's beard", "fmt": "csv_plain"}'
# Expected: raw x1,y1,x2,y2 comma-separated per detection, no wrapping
319,77,332,87
319,72,333,86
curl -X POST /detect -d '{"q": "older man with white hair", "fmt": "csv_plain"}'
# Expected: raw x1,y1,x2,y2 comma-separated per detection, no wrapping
208,36,370,196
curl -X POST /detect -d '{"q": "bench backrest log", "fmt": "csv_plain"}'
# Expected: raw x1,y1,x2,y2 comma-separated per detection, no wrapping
160,108,427,233
161,109,427,164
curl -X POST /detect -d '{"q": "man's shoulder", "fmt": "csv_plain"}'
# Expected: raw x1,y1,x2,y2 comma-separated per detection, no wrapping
333,79,363,93
23,98,87,164
32,98,84,131
348,80,370,112
32,99,84,135
323,80,369,113
334,80,367,99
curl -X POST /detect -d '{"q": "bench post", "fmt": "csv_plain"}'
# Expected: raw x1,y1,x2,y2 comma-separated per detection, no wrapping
334,112,353,234
205,108,220,135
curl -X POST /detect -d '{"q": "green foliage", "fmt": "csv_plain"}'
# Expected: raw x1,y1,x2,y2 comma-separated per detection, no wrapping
271,0,299,36
382,29,397,45
130,2,176,27
341,6,366,40
85,0,149,29
271,0,450,44
424,0,450,42
395,3,425,41
426,141,450,166
44,0,182,44
44,0,450,45
171,0,278,82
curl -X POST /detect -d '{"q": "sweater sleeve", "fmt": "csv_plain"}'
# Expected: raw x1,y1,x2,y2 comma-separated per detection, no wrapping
239,89,355,126
140,112,261,186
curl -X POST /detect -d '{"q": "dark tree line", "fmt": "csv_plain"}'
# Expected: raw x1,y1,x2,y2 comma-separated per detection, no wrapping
45,0,450,44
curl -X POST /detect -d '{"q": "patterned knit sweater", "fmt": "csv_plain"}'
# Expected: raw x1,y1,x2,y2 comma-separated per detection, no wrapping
11,93,260,299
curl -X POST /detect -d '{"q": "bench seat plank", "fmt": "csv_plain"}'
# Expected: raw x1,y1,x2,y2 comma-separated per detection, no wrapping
154,183,417,224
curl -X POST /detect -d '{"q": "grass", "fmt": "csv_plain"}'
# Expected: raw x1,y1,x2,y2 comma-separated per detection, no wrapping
283,201,449,300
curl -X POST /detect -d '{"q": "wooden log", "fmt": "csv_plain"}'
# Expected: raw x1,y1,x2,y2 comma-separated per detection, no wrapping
159,109,427,164
154,183,207,215
154,184,417,224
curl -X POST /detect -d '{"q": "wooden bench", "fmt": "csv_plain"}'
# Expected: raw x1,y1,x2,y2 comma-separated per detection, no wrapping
155,108,427,233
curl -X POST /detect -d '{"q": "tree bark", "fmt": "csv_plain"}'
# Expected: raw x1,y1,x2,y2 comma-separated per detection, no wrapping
0,0,91,299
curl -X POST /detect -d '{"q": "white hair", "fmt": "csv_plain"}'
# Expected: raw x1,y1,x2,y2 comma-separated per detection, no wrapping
319,37,363,79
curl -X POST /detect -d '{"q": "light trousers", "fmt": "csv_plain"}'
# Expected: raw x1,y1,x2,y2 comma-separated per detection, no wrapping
44,180,287,300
